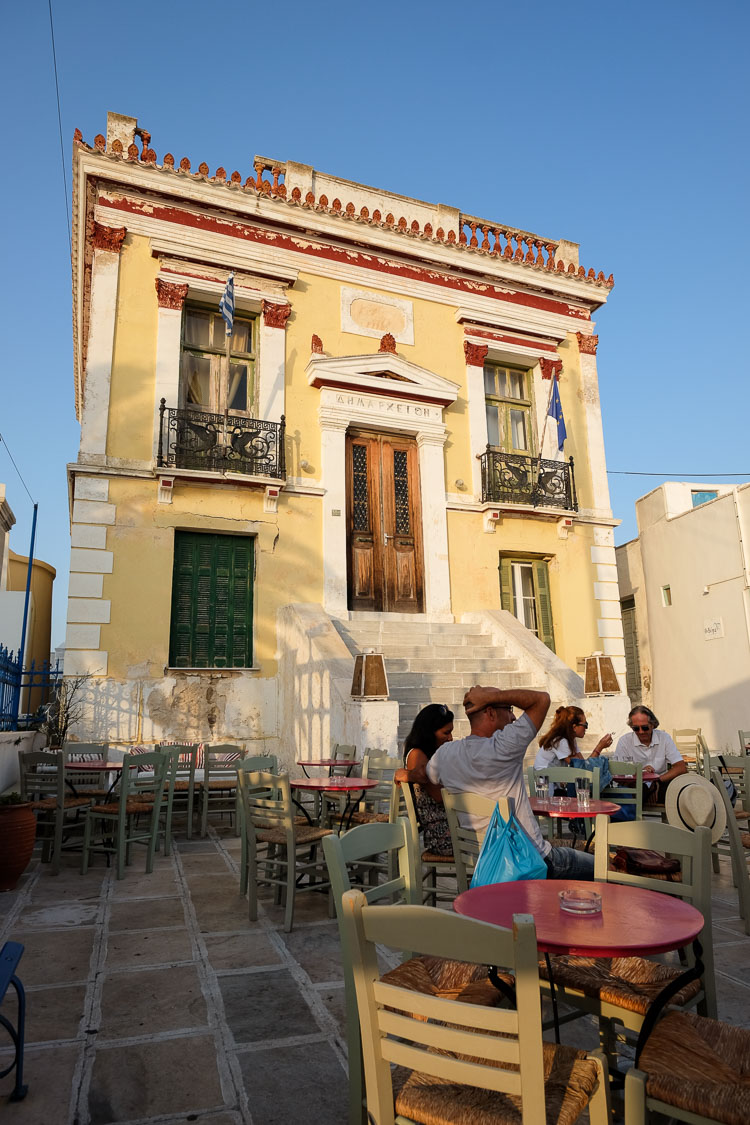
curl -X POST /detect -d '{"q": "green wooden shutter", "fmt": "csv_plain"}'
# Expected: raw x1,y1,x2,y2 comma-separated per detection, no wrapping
499,557,513,612
533,560,555,653
169,532,254,668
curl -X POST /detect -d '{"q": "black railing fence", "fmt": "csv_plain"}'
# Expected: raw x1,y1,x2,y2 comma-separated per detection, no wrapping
480,449,577,511
0,647,62,731
158,401,286,480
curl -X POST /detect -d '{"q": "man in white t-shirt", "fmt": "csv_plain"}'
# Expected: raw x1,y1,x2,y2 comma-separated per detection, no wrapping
614,705,686,802
396,684,595,880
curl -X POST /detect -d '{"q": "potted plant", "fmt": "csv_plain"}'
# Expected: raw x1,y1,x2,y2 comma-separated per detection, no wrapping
0,792,36,891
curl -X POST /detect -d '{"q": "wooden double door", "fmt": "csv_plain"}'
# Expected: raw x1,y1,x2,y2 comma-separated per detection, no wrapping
346,429,424,613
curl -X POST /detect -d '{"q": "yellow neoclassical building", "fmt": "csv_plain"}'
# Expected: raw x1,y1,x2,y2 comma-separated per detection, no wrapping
65,111,627,759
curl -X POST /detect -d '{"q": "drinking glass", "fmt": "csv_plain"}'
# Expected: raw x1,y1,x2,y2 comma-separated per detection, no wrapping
575,776,591,809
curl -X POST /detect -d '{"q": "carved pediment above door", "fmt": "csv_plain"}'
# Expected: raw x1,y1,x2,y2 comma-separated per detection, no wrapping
305,351,460,408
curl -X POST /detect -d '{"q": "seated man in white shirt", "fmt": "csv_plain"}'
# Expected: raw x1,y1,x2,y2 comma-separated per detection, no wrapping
396,684,595,880
614,705,686,803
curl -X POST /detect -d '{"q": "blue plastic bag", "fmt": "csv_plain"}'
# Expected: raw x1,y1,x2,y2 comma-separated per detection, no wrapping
470,804,547,887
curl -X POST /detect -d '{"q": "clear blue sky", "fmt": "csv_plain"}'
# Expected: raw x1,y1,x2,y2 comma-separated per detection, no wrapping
2,0,748,649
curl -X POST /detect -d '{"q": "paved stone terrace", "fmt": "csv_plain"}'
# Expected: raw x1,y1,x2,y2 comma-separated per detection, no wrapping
1,829,749,1124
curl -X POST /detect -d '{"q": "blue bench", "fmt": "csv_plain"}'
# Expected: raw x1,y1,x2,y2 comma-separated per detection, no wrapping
0,942,27,1101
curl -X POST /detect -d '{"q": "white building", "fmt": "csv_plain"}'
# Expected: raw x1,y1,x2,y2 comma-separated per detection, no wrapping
616,481,750,751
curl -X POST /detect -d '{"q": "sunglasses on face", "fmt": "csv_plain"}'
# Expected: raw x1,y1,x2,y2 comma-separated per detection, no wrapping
574,720,588,728
631,724,652,733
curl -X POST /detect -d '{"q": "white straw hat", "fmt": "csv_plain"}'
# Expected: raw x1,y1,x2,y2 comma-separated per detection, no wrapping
665,774,727,843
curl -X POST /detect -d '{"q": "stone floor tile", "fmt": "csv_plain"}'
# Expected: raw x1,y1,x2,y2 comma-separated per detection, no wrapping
218,969,320,1044
174,837,217,853
88,1034,225,1123
258,889,332,929
23,983,87,1043
193,900,255,933
15,900,99,930
98,964,208,1037
179,852,234,874
7,927,95,987
236,1039,347,1125
109,868,179,900
105,926,195,969
203,931,282,970
278,922,344,983
316,983,347,1040
713,938,750,980
0,1044,79,1119
715,969,750,1027
182,872,239,896
23,867,106,902
108,896,186,931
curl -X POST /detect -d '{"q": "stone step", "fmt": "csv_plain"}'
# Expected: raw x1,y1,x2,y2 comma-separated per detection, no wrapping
385,658,524,675
339,632,497,650
346,616,485,635
387,669,516,688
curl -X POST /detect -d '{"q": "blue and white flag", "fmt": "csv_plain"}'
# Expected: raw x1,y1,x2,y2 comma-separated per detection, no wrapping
548,376,567,452
219,273,235,337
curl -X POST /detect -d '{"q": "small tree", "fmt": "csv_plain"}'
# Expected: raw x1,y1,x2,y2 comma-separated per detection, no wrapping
41,674,94,747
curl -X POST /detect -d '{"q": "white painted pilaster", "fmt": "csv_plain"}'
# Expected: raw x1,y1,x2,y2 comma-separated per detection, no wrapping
580,351,613,516
153,306,183,460
417,433,452,615
258,322,286,423
79,251,121,462
466,363,487,498
320,416,349,616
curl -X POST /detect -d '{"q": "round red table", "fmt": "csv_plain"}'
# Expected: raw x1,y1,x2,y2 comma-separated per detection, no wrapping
454,878,703,957
529,797,621,820
290,776,379,830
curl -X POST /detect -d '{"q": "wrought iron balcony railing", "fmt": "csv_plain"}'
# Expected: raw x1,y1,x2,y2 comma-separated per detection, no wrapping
157,400,286,480
480,448,577,511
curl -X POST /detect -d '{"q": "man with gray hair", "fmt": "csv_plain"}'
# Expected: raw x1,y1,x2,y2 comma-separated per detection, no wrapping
397,683,595,880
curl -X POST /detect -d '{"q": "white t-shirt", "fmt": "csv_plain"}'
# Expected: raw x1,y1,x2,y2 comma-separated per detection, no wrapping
534,737,573,770
426,713,549,858
614,729,683,776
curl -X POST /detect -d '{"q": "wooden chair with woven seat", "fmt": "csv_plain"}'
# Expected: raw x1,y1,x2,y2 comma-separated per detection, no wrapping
672,729,703,772
323,819,508,1125
237,769,332,932
81,751,170,879
625,1009,750,1124
738,728,750,755
157,742,200,844
602,760,645,820
342,888,611,1125
328,750,396,828
198,744,247,837
19,750,93,874
235,755,278,894
710,767,750,936
443,789,512,892
61,742,114,799
390,780,456,906
538,817,716,1069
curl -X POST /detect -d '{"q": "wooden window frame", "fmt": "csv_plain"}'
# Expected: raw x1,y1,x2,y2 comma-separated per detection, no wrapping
169,531,255,669
483,362,534,455
499,554,555,652
180,302,257,417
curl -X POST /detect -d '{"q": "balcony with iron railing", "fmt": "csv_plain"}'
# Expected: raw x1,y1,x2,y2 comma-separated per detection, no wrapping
480,448,577,511
157,400,286,480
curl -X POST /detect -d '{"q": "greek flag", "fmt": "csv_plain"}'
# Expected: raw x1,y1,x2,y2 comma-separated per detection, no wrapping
219,273,235,337
548,376,567,452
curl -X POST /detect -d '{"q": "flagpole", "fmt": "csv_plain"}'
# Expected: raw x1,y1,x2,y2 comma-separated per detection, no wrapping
539,374,556,459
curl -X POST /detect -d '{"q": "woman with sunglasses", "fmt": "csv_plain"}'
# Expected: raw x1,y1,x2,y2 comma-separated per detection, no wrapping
534,705,612,769
397,703,454,856
614,705,686,801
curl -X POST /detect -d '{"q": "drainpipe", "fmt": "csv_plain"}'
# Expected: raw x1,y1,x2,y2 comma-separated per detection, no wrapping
731,488,750,660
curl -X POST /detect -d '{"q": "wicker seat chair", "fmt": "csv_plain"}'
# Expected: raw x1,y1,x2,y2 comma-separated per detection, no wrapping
625,1010,750,1124
19,750,93,874
327,750,395,828
443,789,512,892
342,888,611,1125
198,744,247,837
237,770,331,932
709,768,750,936
601,760,645,820
390,779,456,906
323,820,509,1125
538,817,716,1069
81,752,170,879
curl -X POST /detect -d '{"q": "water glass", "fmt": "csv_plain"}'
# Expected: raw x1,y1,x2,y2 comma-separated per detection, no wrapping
535,776,548,802
575,776,591,809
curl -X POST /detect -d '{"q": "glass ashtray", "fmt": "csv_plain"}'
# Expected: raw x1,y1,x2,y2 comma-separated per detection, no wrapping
559,888,602,915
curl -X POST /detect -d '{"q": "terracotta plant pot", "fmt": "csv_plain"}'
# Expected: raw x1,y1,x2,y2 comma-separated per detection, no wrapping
0,803,37,891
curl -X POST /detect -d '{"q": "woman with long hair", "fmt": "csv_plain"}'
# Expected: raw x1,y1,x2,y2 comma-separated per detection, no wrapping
400,703,454,856
534,705,612,769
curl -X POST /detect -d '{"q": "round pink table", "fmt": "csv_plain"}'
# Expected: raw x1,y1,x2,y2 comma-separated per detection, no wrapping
290,776,379,830
529,797,621,820
454,878,703,958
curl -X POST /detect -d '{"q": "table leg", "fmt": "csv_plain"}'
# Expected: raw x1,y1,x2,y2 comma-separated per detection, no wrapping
634,938,704,1066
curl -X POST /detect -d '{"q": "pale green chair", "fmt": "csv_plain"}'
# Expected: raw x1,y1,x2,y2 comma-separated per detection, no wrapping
19,750,93,874
237,769,332,932
199,744,247,837
390,779,456,905
602,760,645,820
528,764,601,844
625,1010,750,1124
539,817,716,1070
327,750,396,828
710,768,750,936
323,818,504,1125
341,888,611,1125
443,789,511,892
159,742,200,843
236,755,277,893
738,729,750,754
81,752,170,879
61,742,113,798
